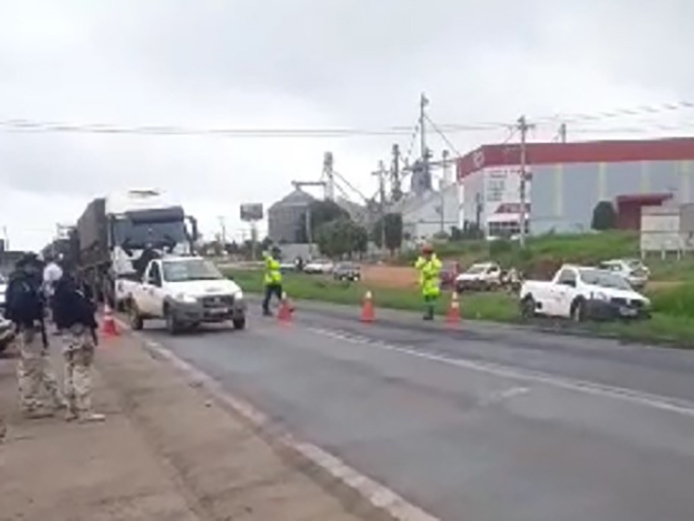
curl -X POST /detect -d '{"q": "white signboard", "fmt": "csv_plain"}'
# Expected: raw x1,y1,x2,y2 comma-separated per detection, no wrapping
483,166,531,218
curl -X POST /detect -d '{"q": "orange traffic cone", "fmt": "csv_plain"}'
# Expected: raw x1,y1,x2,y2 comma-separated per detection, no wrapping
446,292,461,325
277,292,293,323
101,304,119,337
361,290,375,323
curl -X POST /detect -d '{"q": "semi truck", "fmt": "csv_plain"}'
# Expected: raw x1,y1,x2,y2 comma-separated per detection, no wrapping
76,189,198,309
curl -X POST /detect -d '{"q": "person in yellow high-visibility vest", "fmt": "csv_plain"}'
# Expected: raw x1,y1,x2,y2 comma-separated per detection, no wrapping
262,247,283,316
414,244,442,320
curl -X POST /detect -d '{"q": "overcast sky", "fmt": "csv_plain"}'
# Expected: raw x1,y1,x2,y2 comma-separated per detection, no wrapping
1,0,693,250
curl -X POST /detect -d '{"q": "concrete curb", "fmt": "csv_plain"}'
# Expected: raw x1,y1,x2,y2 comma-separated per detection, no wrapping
114,319,439,521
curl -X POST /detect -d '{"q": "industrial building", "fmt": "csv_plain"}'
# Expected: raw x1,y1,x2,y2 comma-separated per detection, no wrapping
267,188,316,243
456,137,694,237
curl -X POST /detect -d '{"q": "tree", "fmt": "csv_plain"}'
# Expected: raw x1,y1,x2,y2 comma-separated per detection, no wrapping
372,213,403,254
591,200,617,231
296,200,349,244
316,218,368,258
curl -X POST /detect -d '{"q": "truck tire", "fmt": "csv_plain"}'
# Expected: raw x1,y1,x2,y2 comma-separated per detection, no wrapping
232,317,246,330
165,307,181,335
521,295,536,319
571,298,587,323
129,302,144,331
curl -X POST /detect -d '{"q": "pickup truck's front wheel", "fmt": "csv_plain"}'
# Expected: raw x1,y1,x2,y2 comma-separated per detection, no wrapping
232,317,246,330
165,307,181,335
570,298,587,322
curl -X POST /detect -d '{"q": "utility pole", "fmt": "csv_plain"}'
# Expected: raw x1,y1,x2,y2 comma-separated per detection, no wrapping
420,93,430,188
390,144,402,202
559,122,567,143
218,216,227,254
322,152,335,201
372,161,388,255
439,150,450,235
517,116,535,248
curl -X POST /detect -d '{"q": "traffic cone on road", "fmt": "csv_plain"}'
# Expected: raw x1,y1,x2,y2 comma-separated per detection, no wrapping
446,292,461,325
361,290,375,323
277,292,293,323
101,304,119,337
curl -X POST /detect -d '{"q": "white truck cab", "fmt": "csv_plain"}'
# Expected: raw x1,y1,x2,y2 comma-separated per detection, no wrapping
128,256,246,334
519,264,650,322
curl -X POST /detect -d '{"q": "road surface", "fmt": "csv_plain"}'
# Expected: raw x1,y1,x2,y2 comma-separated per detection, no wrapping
138,301,694,521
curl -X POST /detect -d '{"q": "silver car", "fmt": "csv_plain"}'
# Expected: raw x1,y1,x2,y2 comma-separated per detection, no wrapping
598,259,650,289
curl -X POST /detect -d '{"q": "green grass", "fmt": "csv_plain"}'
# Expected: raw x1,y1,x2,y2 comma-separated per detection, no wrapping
228,268,694,348
229,269,518,321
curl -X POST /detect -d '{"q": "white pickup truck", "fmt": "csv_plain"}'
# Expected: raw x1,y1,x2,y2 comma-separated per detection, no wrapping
127,256,246,334
519,264,651,322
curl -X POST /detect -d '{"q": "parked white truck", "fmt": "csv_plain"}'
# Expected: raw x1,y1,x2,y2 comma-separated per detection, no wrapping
127,256,246,334
519,264,651,322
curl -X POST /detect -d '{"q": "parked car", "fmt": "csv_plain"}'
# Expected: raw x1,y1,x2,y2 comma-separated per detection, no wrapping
598,258,650,289
304,259,334,274
455,262,502,292
520,264,651,322
333,262,361,282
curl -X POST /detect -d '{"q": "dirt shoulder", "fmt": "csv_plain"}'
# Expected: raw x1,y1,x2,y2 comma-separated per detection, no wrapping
0,333,365,521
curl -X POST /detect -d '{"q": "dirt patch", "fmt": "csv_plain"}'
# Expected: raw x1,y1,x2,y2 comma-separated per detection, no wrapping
361,265,418,289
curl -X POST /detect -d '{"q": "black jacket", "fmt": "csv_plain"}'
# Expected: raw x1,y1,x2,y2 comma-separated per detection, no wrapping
5,269,44,327
52,275,98,331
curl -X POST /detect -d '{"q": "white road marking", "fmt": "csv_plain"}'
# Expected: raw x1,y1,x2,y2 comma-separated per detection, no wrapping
309,327,694,419
479,387,530,407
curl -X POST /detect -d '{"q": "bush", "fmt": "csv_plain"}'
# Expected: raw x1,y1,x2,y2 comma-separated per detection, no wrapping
650,283,694,318
591,201,617,231
488,239,513,256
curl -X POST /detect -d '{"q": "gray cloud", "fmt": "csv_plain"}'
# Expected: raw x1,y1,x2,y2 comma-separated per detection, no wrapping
1,0,693,249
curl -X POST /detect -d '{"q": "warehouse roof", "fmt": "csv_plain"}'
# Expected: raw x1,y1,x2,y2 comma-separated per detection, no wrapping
457,137,694,180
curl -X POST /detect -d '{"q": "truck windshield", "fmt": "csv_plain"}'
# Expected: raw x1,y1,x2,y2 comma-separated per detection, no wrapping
465,265,487,274
579,269,632,290
113,219,187,249
162,259,223,282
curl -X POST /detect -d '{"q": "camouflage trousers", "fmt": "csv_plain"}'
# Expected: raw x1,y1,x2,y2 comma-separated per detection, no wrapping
16,327,63,413
62,325,96,417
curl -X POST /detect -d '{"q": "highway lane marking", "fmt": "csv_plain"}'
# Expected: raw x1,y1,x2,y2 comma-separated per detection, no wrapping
112,318,440,521
309,327,694,419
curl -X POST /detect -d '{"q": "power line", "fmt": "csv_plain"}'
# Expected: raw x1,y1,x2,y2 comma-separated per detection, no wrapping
425,114,463,157
2,101,691,140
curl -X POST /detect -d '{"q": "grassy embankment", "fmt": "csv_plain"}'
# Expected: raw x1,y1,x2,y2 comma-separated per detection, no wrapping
227,272,694,348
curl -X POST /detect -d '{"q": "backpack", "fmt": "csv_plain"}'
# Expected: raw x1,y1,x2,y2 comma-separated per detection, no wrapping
7,276,43,324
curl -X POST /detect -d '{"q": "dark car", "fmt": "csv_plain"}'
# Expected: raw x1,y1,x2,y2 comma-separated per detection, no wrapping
333,262,361,282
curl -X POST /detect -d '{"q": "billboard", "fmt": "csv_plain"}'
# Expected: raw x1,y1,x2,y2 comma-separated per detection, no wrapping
483,166,532,216
240,203,264,222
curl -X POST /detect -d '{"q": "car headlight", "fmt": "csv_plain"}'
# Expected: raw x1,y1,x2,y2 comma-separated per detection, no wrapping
174,293,198,304
593,291,609,301
235,290,243,300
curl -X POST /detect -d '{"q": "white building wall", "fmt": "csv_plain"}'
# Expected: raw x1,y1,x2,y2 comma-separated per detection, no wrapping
402,185,461,240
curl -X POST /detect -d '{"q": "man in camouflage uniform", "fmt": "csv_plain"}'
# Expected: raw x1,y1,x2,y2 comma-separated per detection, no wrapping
53,270,104,422
5,253,64,417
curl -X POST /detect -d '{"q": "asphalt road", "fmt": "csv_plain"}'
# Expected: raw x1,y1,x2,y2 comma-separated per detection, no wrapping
139,301,694,521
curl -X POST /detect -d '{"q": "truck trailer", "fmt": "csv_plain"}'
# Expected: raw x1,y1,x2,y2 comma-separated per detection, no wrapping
76,189,198,309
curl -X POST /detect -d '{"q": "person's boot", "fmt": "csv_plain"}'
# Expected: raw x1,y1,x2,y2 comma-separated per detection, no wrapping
423,305,435,321
262,308,272,317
